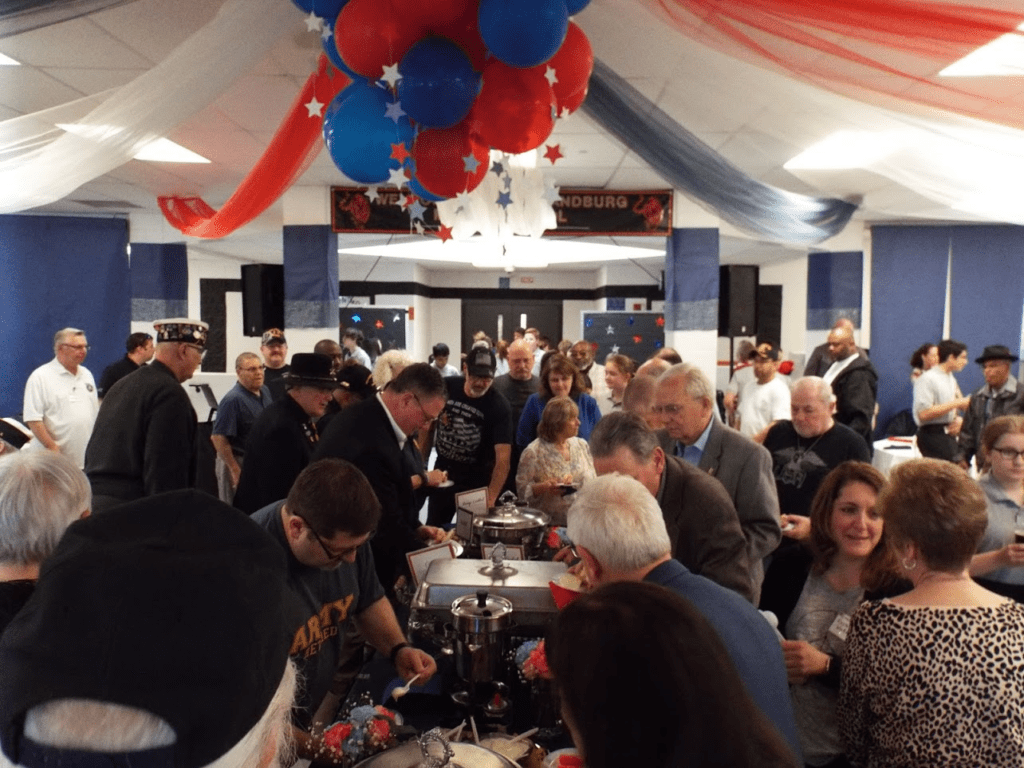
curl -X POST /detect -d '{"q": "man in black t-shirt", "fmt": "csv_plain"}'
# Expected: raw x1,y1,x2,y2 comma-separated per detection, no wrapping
763,377,870,528
428,345,512,526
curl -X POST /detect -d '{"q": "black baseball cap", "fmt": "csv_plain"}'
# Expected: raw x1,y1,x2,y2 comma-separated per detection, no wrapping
0,490,302,768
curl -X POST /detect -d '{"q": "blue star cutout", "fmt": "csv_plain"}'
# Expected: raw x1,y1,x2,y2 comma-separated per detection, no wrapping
384,100,406,124
491,160,505,176
463,153,480,173
585,318,593,328
321,22,333,44
628,316,635,325
606,324,615,335
503,175,512,191
496,190,513,208
352,314,361,323
407,198,426,222
654,340,664,348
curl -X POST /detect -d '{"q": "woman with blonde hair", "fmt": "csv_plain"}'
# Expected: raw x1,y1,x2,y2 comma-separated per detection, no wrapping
839,459,1024,767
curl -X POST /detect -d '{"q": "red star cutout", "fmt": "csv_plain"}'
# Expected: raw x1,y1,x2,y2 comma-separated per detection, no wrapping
375,319,385,329
543,144,563,164
633,335,643,344
403,194,416,209
436,224,454,242
656,316,665,327
390,143,410,164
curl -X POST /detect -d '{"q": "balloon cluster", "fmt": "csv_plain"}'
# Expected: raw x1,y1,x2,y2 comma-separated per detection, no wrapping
296,0,594,201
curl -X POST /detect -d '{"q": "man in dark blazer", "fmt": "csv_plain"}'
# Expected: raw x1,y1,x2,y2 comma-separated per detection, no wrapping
233,353,336,515
655,363,781,603
589,412,754,602
313,363,447,591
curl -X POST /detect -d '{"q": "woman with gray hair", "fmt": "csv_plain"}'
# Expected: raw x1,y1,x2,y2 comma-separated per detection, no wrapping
0,450,90,633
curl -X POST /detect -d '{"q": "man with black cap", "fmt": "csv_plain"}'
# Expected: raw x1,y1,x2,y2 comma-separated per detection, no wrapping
260,328,290,401
234,353,337,514
0,489,300,768
426,343,513,526
84,318,209,513
735,341,791,443
251,459,435,753
959,344,1024,468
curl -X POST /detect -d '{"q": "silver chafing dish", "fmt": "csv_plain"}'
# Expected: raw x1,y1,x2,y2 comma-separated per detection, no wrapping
470,492,549,558
409,557,567,637
353,728,517,768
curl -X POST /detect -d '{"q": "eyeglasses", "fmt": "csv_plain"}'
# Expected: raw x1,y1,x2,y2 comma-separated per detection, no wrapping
239,366,263,373
412,392,442,424
184,343,207,360
61,343,90,351
651,403,687,415
992,447,1024,461
296,515,373,561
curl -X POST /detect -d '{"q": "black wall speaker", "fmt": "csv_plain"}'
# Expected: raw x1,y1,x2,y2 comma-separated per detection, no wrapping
757,284,783,348
718,265,759,337
241,264,284,337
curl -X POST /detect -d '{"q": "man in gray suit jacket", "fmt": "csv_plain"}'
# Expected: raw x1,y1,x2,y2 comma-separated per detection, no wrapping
654,363,781,601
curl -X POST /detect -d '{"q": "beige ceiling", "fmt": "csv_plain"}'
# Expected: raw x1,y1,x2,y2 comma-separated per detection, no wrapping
1,0,1017,271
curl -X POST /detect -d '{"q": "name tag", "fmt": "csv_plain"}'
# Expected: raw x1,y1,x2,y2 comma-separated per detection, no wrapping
828,613,851,642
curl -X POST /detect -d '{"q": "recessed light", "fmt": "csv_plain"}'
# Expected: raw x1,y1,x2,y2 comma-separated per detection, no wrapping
56,124,209,163
0,53,20,66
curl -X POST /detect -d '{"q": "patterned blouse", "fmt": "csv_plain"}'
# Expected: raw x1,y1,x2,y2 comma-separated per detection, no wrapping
839,599,1024,767
515,436,595,526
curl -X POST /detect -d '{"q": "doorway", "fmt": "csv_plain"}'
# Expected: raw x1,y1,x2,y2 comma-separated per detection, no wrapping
461,299,563,354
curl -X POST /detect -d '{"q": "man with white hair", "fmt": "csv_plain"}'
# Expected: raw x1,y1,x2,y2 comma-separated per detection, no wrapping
0,451,91,634
0,489,301,768
763,377,869,534
22,327,99,469
568,473,801,761
655,363,781,601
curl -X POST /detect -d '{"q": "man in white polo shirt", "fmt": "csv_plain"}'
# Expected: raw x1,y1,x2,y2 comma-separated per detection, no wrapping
22,328,99,468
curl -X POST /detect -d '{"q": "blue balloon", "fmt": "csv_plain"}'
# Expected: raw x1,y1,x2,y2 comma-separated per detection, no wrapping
292,0,348,16
479,0,569,68
321,20,359,80
398,37,481,130
323,81,415,184
565,0,590,13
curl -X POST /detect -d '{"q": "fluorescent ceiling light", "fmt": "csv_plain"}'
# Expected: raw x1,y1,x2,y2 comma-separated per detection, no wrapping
941,23,1024,77
492,148,537,169
56,124,209,163
339,236,663,268
784,130,901,170
0,53,19,66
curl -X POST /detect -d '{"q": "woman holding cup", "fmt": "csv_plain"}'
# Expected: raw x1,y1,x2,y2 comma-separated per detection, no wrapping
969,415,1024,602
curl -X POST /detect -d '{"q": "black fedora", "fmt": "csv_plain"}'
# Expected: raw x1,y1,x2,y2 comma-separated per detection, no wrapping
975,345,1019,365
284,353,337,389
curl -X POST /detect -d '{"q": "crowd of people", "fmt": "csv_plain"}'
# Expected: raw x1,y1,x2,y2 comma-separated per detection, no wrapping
2,317,1024,767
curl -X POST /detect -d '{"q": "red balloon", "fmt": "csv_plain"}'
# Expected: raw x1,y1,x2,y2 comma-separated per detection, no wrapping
391,0,473,31
469,60,556,154
335,0,425,80
436,4,488,71
412,121,489,198
538,22,593,116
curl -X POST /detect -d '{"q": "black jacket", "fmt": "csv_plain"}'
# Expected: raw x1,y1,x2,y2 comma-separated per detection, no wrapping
830,355,878,450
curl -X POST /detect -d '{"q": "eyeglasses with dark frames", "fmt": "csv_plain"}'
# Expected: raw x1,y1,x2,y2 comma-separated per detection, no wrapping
295,515,373,561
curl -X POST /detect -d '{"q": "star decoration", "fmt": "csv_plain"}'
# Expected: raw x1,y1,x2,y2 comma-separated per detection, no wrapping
321,22,333,43
305,96,325,118
611,344,620,354
463,153,481,173
437,224,454,242
384,100,406,124
380,63,402,89
454,189,472,212
407,198,426,222
387,166,408,188
559,106,572,119
544,66,558,86
606,324,615,335
633,335,643,344
490,159,505,176
304,11,324,32
654,340,664,349
585,318,593,328
627,316,635,326
375,319,385,329
656,316,665,327
393,314,401,323
402,194,416,209
502,174,512,191
543,184,561,205
414,221,425,235
390,143,410,163
496,190,513,208
543,144,563,164
352,314,362,323
364,186,380,203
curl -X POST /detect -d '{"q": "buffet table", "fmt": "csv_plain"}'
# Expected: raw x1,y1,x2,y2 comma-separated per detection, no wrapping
872,436,920,475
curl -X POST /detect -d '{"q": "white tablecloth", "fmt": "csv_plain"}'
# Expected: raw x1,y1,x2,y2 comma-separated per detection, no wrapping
872,437,920,475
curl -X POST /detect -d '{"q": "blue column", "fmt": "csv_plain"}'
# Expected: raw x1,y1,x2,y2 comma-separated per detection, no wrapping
664,228,719,382
806,251,863,331
130,242,188,320
283,225,338,328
